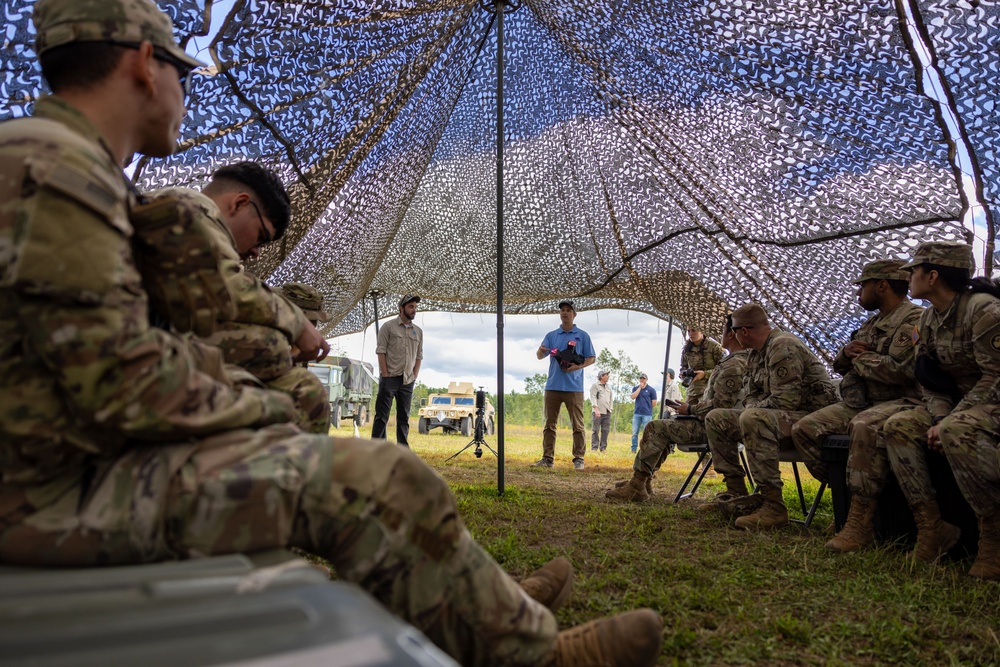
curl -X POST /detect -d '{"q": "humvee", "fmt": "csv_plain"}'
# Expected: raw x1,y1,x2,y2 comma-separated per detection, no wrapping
307,356,376,428
417,382,495,437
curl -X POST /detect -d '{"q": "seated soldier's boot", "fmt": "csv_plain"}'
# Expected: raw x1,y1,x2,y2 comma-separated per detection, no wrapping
645,475,654,496
605,474,650,502
521,556,574,611
910,500,961,563
969,512,1000,580
540,608,663,667
696,476,750,510
825,495,877,553
734,487,789,530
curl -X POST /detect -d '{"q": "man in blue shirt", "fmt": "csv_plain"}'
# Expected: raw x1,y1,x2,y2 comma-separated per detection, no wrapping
533,301,597,470
630,373,658,453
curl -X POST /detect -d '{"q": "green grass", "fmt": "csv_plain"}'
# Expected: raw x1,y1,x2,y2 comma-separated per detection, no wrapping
337,421,1000,666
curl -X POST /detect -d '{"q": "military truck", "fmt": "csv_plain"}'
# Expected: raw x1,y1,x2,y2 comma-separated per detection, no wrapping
417,382,495,437
307,356,376,428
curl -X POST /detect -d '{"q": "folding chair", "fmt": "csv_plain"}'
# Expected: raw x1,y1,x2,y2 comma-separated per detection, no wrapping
777,448,827,528
673,443,753,503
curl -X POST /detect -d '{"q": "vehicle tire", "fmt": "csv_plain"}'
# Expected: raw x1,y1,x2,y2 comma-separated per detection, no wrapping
354,405,368,427
487,417,495,435
331,402,341,429
460,416,472,437
418,417,429,435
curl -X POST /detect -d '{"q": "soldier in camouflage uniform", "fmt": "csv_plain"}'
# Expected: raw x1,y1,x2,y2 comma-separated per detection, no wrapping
703,304,837,529
883,242,1000,578
679,327,724,406
790,260,923,552
149,174,331,434
280,282,332,327
606,315,748,502
0,2,664,665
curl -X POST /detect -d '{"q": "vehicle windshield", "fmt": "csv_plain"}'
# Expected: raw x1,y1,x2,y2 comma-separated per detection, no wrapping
454,397,474,406
431,397,452,405
308,366,330,383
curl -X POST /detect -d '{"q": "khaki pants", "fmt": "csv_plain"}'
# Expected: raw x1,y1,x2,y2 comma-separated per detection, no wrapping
541,390,586,462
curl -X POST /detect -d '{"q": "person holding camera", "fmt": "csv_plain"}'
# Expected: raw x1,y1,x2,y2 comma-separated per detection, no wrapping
662,368,684,414
630,373,658,453
590,371,614,452
533,301,596,470
680,327,723,407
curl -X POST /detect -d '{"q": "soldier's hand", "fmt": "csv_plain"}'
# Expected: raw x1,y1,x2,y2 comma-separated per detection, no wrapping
677,402,690,416
293,321,330,362
843,340,871,359
926,424,943,451
693,371,705,382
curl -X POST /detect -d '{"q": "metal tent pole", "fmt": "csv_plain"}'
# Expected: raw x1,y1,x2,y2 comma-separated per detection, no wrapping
495,0,507,496
659,316,674,419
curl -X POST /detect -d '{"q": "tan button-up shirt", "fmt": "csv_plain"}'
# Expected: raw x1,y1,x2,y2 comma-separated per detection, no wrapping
376,316,424,384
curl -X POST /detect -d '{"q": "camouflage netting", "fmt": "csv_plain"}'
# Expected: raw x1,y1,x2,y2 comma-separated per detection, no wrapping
3,0,998,362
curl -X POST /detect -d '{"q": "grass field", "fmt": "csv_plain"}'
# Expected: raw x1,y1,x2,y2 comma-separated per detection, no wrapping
338,420,1000,666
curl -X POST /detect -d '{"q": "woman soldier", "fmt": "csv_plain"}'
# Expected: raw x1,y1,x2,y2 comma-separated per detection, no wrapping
679,326,723,406
882,241,1000,579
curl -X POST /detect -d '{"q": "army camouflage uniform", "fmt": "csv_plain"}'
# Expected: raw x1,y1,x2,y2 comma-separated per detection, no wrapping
0,92,556,667
634,350,748,477
680,337,724,406
149,187,329,435
792,296,924,492
705,330,837,490
884,290,1000,513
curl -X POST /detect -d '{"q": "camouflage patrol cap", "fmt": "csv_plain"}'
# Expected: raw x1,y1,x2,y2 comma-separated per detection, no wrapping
280,283,331,323
851,259,911,284
901,241,975,271
33,0,204,70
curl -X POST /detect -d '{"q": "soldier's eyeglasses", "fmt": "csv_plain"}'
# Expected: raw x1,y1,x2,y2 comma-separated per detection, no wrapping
248,200,273,247
152,47,194,97
113,41,195,97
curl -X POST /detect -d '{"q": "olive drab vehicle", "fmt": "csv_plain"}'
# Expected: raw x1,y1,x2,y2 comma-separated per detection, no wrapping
307,356,376,428
417,382,495,437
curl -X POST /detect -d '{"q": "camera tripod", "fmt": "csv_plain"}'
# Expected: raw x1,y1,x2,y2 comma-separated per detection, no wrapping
446,412,498,461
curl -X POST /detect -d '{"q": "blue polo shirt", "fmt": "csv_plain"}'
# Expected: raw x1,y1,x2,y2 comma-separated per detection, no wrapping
632,384,657,416
541,325,595,392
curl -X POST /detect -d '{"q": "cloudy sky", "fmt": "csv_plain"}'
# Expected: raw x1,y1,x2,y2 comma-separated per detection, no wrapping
329,308,692,394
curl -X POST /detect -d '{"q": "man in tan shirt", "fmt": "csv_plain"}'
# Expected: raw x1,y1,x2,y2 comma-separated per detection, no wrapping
372,295,424,447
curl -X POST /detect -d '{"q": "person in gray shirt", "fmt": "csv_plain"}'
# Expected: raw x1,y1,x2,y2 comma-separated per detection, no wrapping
590,370,613,452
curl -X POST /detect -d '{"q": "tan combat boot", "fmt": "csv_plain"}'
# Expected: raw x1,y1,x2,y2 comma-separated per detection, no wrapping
969,512,1000,580
734,486,789,530
614,475,655,496
605,474,650,502
540,608,663,667
910,500,961,563
694,475,749,509
825,495,877,553
521,556,574,611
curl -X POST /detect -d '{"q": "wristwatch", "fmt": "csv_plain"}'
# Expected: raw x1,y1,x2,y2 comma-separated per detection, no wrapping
931,414,947,426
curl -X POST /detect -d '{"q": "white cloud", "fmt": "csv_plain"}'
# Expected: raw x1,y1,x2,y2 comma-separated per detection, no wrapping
330,309,692,393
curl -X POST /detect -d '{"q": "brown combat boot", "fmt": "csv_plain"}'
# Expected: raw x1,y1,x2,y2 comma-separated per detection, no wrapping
735,486,789,530
605,474,650,502
521,556,574,611
694,475,749,509
910,500,961,563
540,608,663,667
969,512,1000,580
825,495,877,553
614,475,655,496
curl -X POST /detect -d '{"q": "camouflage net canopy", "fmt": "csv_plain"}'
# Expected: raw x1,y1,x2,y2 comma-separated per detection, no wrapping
3,0,998,361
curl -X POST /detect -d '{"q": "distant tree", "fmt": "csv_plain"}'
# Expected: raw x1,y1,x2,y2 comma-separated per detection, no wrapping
524,373,548,395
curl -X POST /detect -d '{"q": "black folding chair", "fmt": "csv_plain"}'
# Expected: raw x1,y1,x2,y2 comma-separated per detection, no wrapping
673,443,753,503
777,448,827,528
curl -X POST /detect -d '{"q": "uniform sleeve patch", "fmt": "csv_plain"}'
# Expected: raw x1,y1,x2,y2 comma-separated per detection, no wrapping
912,326,920,344
776,367,788,379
